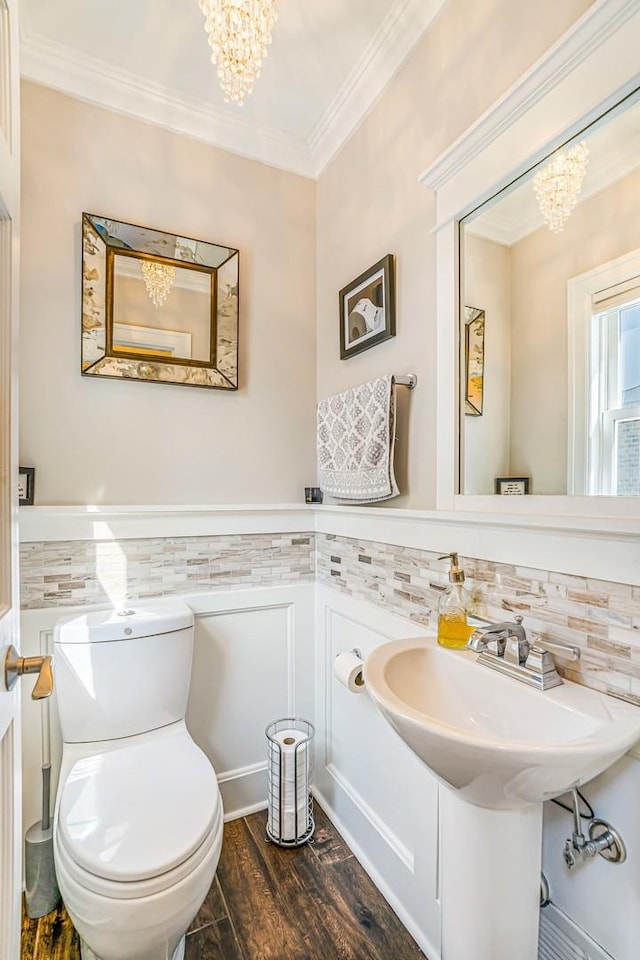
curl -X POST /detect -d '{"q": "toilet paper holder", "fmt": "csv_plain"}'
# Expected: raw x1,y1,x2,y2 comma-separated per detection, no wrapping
265,718,315,848
333,648,366,693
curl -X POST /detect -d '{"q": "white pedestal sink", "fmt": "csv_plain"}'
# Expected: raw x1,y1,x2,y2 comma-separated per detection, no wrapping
364,637,640,960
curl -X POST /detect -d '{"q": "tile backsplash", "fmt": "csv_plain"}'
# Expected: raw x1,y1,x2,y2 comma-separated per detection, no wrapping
316,533,640,706
20,533,315,609
20,528,640,703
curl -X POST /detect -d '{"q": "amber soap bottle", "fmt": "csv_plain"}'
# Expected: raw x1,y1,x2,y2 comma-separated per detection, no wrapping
437,552,473,649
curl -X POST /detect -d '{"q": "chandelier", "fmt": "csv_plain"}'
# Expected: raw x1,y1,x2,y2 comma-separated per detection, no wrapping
532,141,589,233
199,0,278,106
141,261,176,309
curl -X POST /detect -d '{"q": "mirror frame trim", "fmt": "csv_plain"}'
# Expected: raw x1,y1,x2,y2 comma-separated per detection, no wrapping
420,0,640,522
81,213,239,390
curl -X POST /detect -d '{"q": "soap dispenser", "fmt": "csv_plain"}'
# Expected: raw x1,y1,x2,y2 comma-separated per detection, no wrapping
437,552,472,649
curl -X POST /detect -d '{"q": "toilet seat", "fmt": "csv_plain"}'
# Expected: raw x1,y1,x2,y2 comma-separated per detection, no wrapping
55,808,223,900
57,731,221,891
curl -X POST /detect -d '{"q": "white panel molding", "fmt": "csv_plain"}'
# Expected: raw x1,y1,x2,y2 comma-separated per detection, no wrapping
193,598,297,718
315,504,640,586
324,762,414,872
217,759,267,784
321,599,414,871
419,0,640,192
18,503,312,542
19,500,640,585
309,0,447,175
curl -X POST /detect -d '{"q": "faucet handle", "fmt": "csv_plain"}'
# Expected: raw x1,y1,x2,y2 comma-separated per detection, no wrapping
530,637,581,662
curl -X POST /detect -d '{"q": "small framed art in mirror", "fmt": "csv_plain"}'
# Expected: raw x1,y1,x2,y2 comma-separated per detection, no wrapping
81,214,239,389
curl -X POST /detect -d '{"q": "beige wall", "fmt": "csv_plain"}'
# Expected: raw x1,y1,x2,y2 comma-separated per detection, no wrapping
510,166,640,493
20,82,316,505
316,0,593,508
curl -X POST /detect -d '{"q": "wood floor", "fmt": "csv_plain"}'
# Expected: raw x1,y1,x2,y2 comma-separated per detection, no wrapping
21,804,426,960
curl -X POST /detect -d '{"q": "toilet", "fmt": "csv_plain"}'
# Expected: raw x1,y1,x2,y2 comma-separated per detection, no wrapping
52,601,223,960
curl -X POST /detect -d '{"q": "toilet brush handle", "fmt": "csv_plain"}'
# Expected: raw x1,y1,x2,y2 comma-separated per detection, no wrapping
41,763,51,832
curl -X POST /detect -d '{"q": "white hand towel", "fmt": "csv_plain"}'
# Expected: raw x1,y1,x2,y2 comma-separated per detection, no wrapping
317,374,399,503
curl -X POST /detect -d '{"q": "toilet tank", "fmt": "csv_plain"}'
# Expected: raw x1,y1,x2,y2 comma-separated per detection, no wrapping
53,601,195,743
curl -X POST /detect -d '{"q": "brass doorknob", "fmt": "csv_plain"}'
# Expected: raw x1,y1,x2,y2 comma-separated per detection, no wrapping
4,645,54,700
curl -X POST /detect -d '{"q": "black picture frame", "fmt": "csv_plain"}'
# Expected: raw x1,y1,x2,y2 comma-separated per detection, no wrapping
18,466,35,505
339,254,396,360
495,476,530,495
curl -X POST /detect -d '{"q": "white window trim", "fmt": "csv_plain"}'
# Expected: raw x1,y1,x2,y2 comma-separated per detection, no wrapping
567,247,640,494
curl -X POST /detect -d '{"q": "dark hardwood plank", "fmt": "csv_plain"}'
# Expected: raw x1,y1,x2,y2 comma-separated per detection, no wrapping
244,812,346,958
20,903,38,960
188,875,228,933
216,818,312,960
307,804,354,866
185,918,245,960
319,854,425,960
21,902,81,960
244,808,426,960
21,805,425,960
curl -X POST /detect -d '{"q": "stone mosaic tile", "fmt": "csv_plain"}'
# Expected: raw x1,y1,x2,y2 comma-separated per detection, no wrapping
316,533,640,702
19,527,640,700
20,533,315,609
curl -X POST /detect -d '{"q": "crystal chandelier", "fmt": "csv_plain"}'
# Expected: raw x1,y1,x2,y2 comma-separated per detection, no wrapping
141,261,176,309
199,0,278,106
532,141,589,233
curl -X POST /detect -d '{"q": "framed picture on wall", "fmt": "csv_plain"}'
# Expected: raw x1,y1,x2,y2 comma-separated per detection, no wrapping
18,466,35,505
339,254,396,359
464,306,485,416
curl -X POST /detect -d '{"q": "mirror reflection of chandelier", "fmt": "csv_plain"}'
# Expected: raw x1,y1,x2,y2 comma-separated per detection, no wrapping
141,261,176,309
199,0,278,106
533,140,589,233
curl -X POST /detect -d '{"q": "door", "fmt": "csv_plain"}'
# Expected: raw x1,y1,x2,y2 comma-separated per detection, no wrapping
0,0,22,957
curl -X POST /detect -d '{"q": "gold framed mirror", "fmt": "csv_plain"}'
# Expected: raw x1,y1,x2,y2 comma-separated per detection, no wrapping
82,214,239,389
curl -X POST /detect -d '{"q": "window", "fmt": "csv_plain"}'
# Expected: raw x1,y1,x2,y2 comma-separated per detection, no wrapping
568,249,640,496
590,290,640,495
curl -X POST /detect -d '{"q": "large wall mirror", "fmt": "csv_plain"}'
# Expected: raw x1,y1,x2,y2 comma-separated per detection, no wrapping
82,214,239,389
459,89,640,497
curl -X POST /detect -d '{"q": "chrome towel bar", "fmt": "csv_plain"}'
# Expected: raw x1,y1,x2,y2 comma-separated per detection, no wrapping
394,374,418,388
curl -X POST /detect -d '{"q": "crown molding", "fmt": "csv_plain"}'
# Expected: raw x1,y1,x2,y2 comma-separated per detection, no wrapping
20,0,446,180
308,0,447,176
419,0,640,191
19,30,316,177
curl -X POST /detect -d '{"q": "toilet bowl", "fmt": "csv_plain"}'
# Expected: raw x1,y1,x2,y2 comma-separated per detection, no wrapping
53,602,222,960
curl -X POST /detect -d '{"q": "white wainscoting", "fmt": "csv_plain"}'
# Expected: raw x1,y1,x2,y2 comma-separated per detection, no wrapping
20,584,315,836
313,585,441,960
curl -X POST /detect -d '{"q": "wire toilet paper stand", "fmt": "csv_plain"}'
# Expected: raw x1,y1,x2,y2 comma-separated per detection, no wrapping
265,718,315,847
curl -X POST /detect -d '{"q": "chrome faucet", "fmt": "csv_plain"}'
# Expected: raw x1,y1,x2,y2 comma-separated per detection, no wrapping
467,616,580,690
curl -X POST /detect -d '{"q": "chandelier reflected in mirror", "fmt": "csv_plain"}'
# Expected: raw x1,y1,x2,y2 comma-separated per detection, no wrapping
532,140,589,233
141,261,176,309
199,0,278,106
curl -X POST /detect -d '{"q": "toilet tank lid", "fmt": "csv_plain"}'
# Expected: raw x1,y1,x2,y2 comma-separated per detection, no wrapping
54,601,194,644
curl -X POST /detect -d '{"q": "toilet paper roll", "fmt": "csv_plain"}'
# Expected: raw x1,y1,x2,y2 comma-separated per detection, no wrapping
333,651,366,693
267,728,311,841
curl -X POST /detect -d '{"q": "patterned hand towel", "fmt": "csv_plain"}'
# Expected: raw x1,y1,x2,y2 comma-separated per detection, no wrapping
317,374,399,503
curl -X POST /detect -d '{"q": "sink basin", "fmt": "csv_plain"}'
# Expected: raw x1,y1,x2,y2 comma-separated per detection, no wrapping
364,636,640,809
